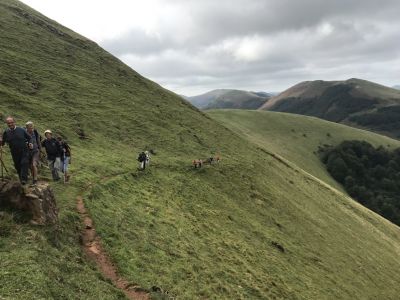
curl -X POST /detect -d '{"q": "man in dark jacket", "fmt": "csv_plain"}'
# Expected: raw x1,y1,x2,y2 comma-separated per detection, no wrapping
41,129,61,181
57,136,71,182
0,116,32,184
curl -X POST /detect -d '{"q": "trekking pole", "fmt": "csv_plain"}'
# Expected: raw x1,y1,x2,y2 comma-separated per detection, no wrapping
0,147,9,179
0,146,3,180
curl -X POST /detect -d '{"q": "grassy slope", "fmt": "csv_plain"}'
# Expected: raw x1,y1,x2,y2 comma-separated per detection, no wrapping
208,110,400,190
1,1,400,299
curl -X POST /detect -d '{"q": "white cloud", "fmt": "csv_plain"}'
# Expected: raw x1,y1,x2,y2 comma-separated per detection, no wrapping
20,0,400,95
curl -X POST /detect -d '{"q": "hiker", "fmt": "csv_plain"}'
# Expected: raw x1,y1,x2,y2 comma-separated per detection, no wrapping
57,136,71,182
25,121,41,185
145,150,150,167
137,151,147,170
193,159,203,168
0,116,32,184
41,130,61,181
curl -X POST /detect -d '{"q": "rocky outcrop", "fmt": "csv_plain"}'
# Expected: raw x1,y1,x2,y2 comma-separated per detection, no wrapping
0,180,58,225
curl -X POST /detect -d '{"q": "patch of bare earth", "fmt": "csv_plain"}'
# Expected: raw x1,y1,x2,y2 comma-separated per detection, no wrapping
76,196,149,300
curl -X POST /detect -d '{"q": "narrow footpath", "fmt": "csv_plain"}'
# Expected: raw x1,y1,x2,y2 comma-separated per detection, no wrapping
76,196,149,300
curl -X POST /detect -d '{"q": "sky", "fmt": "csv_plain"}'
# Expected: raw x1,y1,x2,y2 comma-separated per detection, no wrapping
20,0,400,96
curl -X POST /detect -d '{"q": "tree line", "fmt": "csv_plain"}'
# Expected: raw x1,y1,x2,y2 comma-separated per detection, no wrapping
321,140,400,225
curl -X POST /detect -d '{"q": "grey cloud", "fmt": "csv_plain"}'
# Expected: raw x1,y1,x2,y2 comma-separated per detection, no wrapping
102,28,169,55
99,0,400,95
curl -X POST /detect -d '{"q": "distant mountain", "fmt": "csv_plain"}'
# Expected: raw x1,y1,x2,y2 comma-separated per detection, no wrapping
393,85,400,90
260,78,400,138
186,89,271,109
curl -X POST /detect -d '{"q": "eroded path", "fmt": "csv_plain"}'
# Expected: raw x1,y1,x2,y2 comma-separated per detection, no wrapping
76,196,149,300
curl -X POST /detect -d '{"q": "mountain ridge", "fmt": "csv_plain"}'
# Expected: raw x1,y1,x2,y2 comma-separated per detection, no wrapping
259,78,400,138
185,88,271,109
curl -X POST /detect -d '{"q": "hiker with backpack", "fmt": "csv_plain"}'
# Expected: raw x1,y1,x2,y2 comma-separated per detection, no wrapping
25,121,41,185
137,151,147,170
57,136,71,182
0,116,32,185
41,129,62,181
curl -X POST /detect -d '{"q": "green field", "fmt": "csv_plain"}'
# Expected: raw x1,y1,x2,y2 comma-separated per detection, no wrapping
1,1,400,299
208,110,400,190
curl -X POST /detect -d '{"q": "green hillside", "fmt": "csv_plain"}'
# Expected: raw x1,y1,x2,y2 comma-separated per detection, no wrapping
259,79,400,138
186,89,270,110
208,110,400,190
2,1,400,299
204,90,270,110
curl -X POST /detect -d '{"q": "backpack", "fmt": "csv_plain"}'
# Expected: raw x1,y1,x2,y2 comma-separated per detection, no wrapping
137,152,146,162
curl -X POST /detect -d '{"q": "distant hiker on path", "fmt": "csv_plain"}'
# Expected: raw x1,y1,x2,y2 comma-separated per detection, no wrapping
57,136,71,182
41,130,61,181
193,156,220,168
0,116,32,184
193,159,203,168
25,121,41,185
137,151,147,170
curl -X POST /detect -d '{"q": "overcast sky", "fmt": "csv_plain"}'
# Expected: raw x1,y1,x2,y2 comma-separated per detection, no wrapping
21,0,400,95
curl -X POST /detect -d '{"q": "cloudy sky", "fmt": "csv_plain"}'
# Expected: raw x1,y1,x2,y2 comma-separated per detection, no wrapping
21,0,400,95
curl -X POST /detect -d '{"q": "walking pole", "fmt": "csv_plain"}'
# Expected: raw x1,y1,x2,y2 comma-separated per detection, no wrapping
0,147,9,180
0,146,3,180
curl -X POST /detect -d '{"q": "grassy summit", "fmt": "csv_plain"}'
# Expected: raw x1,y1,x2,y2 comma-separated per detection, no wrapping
185,89,270,110
1,1,400,299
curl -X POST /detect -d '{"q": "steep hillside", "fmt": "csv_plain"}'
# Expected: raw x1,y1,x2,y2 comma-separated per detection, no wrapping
2,1,400,299
208,110,400,191
186,89,271,109
260,79,400,138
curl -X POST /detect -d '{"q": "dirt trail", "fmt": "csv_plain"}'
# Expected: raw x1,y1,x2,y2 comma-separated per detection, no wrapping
76,196,149,300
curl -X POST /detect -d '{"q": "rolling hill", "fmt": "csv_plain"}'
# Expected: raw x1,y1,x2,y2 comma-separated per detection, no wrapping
259,78,400,138
185,89,271,109
2,1,400,299
208,109,400,192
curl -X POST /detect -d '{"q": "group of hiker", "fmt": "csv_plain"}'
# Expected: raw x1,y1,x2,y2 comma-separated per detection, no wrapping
0,115,223,186
193,156,220,168
0,116,71,185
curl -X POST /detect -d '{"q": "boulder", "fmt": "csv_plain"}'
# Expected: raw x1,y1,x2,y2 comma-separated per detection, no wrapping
0,180,58,225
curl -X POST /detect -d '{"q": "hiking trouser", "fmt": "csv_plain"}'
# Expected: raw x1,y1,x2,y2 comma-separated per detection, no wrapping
11,148,29,183
140,161,146,170
61,156,70,173
48,158,61,181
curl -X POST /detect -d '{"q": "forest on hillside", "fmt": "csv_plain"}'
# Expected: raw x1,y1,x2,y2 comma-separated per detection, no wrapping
321,141,400,225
